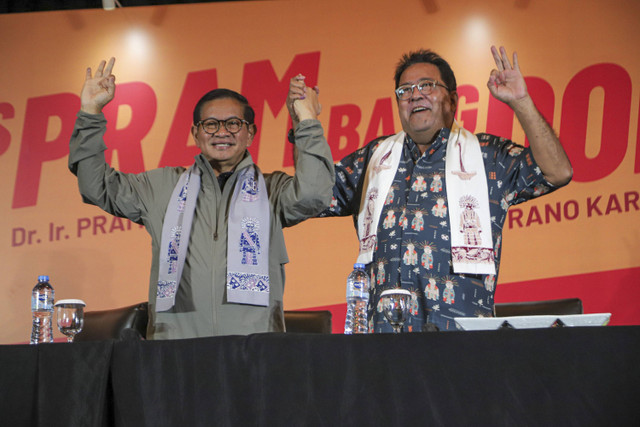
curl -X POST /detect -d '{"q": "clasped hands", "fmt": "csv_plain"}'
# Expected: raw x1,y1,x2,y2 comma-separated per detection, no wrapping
287,74,322,128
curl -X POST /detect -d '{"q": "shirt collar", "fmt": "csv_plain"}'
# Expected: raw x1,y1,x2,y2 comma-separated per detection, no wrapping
404,127,452,160
217,171,234,189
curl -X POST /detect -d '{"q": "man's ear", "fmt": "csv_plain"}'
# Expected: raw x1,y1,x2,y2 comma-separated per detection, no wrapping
449,90,459,118
450,90,459,111
246,123,257,147
191,124,204,151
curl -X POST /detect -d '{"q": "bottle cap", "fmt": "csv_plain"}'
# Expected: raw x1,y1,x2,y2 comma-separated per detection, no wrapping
38,275,50,282
353,263,365,269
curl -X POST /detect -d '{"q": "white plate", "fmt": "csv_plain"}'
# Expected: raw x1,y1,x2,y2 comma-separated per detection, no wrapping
499,316,558,329
454,313,612,331
555,313,611,327
453,317,506,331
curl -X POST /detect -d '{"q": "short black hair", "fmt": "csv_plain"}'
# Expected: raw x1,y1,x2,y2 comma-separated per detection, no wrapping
394,49,457,92
192,88,255,125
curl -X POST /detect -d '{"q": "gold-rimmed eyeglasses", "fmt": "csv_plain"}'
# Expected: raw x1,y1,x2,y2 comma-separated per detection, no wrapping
395,79,449,100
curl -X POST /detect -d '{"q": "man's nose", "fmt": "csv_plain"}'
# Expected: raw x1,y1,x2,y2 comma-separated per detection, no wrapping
409,85,426,100
213,126,231,136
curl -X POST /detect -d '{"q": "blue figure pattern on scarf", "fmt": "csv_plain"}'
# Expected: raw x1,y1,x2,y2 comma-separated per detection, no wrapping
320,129,557,332
166,176,191,275
157,280,178,298
240,218,261,265
166,226,182,274
241,175,259,202
228,273,269,292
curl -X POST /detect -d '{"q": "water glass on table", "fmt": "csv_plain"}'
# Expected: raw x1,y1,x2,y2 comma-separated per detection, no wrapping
380,289,411,333
55,299,85,343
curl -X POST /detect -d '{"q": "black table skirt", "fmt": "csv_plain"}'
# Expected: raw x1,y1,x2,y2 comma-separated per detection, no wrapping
2,327,639,426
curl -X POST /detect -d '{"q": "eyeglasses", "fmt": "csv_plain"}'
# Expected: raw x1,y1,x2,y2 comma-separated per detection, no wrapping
395,79,449,100
195,117,250,135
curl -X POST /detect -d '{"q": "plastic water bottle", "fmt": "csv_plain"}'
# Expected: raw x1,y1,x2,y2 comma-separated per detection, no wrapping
344,263,370,334
30,275,54,344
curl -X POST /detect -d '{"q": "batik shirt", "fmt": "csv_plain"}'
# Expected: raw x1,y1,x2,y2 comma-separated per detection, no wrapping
320,127,558,332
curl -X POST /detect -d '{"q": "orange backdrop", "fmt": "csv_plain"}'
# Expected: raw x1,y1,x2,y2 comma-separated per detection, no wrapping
1,0,638,343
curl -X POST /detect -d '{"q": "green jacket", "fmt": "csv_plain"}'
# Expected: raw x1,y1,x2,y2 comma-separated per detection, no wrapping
69,112,334,339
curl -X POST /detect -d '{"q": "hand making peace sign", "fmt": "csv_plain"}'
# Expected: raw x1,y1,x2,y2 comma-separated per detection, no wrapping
80,57,116,114
487,46,529,107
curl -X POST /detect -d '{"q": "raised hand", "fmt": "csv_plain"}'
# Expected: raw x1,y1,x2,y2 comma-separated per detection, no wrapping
487,46,572,186
80,57,116,114
487,46,528,107
286,74,321,128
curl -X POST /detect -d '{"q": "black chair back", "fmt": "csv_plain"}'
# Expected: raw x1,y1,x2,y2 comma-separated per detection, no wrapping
75,303,333,340
494,298,583,317
75,302,148,341
284,310,332,333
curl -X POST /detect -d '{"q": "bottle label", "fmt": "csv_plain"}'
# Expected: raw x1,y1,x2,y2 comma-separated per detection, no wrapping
347,282,370,299
347,269,370,299
32,291,53,311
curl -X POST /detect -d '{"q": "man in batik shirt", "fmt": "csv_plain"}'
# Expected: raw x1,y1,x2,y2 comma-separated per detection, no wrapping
292,46,572,331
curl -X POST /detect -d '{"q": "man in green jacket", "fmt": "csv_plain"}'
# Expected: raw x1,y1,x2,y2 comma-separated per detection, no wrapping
69,58,334,339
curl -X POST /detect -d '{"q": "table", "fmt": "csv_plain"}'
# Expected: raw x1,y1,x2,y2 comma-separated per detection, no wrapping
2,326,639,426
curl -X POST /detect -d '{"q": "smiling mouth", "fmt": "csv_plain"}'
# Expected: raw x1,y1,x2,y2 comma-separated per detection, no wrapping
411,106,430,115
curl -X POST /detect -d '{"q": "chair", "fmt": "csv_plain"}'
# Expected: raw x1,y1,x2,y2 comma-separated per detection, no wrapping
494,298,583,317
75,302,149,341
75,302,332,340
284,310,332,334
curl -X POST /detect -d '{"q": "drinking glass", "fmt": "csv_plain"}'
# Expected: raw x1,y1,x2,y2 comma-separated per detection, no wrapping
55,299,86,343
380,289,411,333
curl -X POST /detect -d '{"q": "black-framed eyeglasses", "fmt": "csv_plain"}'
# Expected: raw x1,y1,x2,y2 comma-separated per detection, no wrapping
395,79,449,100
195,117,250,135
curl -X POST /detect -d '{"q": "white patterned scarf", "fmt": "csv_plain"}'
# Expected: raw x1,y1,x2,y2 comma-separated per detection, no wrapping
356,131,405,265
226,165,270,306
445,121,495,275
156,165,201,312
356,121,495,275
156,164,270,312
